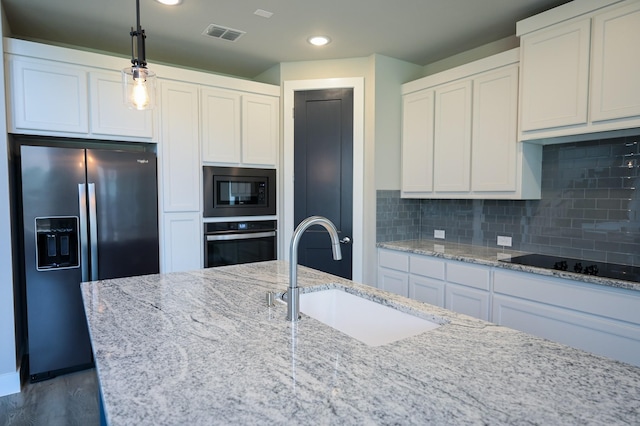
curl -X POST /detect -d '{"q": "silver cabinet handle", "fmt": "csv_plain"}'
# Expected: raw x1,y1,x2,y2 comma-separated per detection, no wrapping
206,231,276,242
340,236,351,244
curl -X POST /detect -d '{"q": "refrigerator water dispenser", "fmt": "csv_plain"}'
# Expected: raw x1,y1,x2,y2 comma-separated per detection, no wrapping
35,217,79,270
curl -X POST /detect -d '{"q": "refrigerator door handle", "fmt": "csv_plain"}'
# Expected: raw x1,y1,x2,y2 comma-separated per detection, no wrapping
88,183,99,281
78,183,89,282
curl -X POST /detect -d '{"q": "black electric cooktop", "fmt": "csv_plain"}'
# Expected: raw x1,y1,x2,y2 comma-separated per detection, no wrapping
500,254,640,283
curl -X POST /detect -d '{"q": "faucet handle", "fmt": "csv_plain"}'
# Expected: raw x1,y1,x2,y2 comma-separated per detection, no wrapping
339,236,351,244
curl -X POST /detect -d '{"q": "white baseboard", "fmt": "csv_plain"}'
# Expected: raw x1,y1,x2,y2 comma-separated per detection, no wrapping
0,366,21,397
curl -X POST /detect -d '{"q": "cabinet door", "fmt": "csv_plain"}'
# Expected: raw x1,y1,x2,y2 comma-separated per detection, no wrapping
520,19,591,131
8,56,88,134
591,2,640,122
409,276,445,307
161,212,201,273
445,283,490,321
434,80,472,192
242,94,278,166
377,267,409,297
401,90,434,194
159,81,200,212
89,71,154,139
471,65,518,192
201,88,241,164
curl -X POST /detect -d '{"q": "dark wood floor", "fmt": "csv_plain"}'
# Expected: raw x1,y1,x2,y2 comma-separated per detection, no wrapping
0,368,100,426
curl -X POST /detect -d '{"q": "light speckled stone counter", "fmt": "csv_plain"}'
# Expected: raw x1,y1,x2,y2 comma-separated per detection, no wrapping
378,239,640,292
82,261,640,425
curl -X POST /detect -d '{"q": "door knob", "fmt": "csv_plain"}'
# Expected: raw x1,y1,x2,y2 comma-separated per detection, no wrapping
339,236,351,244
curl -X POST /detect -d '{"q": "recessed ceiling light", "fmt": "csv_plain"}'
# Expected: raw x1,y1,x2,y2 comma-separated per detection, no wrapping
308,35,331,46
155,0,183,5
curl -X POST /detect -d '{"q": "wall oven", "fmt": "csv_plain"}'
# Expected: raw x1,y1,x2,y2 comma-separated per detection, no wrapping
204,220,277,268
203,166,276,217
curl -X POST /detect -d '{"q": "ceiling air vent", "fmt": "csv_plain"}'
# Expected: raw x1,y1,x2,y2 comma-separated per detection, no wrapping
202,24,245,42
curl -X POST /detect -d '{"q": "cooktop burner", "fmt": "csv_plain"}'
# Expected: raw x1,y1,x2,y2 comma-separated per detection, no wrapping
500,254,640,283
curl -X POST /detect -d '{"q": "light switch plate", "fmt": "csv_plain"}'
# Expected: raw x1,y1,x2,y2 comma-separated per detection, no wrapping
497,236,512,247
434,230,445,239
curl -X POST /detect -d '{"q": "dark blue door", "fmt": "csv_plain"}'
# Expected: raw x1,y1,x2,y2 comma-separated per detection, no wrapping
294,88,353,279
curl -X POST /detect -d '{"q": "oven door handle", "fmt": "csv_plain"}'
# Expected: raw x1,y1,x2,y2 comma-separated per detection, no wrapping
206,231,276,241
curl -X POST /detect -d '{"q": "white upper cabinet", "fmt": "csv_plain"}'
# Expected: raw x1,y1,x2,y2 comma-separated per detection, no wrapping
401,48,541,200
201,89,279,167
433,80,472,192
517,0,640,142
242,94,279,166
590,1,640,122
7,56,89,134
472,65,518,192
201,88,242,164
519,19,591,132
89,71,154,139
401,90,434,194
6,55,156,141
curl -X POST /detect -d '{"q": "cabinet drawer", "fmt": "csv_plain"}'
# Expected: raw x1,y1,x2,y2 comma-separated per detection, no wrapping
494,269,640,325
378,249,409,272
446,262,490,290
410,255,445,280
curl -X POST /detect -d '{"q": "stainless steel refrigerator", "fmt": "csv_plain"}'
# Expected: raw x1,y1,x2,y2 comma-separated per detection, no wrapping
20,144,159,381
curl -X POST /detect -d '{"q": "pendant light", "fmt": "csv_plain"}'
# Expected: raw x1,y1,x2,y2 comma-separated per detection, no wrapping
122,0,156,110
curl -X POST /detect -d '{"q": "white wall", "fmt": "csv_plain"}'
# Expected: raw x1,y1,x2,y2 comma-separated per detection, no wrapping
423,36,519,76
373,55,423,190
0,2,20,397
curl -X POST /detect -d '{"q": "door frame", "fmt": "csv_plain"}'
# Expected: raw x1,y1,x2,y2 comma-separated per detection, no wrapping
282,78,364,282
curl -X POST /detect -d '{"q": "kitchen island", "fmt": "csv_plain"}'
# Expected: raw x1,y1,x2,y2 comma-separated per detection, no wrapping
81,261,640,425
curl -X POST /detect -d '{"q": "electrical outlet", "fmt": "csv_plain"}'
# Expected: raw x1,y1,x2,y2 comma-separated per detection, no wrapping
497,236,512,247
434,229,445,239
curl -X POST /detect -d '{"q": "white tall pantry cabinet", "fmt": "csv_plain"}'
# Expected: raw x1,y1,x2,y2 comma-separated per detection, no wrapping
158,81,201,273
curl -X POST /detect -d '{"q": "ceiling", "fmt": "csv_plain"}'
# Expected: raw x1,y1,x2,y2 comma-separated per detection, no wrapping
2,0,571,79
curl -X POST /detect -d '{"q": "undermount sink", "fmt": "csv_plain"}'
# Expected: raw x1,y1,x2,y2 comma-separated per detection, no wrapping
298,289,441,346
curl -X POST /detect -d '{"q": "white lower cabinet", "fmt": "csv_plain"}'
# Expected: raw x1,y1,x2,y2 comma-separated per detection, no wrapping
161,212,201,273
493,269,640,367
378,249,409,296
377,248,489,319
408,254,445,307
444,261,491,320
445,284,490,321
377,247,640,366
409,276,445,307
378,269,409,297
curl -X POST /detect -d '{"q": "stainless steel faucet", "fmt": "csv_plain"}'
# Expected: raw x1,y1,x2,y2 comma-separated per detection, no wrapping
287,216,342,322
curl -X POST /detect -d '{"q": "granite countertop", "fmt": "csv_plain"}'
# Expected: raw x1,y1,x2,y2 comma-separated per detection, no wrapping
81,261,640,425
377,239,640,292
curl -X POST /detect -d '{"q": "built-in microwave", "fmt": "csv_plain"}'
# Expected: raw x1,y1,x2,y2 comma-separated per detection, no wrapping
203,166,276,217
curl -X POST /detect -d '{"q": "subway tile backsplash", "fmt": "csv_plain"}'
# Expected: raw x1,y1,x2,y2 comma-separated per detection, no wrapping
377,136,640,266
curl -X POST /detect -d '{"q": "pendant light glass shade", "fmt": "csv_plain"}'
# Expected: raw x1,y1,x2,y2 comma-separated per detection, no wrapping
122,65,156,110
123,0,156,110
